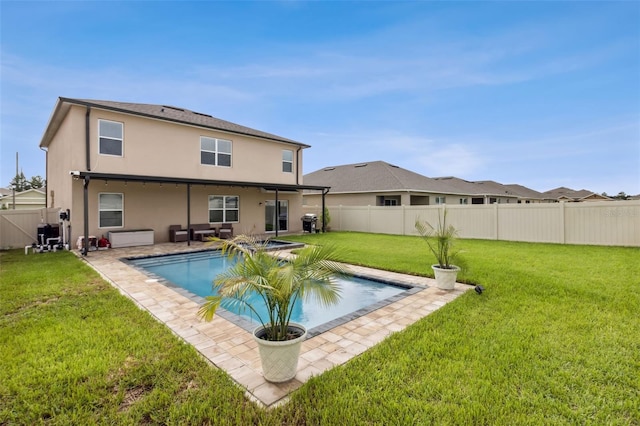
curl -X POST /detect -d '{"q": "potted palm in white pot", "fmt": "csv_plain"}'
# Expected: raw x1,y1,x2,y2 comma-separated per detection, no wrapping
198,235,348,383
415,208,461,290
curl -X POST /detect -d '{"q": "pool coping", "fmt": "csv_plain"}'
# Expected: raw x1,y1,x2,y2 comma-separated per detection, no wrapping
122,248,423,338
78,241,472,408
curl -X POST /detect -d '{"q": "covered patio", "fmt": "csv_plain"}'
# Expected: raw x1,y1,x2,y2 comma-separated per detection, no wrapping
71,171,330,255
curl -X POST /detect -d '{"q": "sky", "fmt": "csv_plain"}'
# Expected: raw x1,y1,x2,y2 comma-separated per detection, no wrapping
1,1,639,195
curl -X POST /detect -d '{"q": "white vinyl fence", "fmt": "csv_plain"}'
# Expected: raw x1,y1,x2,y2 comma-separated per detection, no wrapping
0,208,61,249
303,200,640,247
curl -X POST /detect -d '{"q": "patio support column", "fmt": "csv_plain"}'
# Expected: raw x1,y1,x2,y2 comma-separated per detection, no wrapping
275,189,279,238
82,175,90,256
187,184,191,246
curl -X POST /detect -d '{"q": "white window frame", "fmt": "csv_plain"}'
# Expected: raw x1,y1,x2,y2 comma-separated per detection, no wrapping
208,195,239,223
201,137,232,167
459,198,468,205
98,119,123,157
435,196,446,205
282,150,293,173
98,193,124,228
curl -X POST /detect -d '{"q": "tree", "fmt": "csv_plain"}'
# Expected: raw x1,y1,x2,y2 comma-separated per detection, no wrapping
198,235,347,341
602,191,630,200
613,192,629,200
9,172,29,192
8,173,45,192
29,175,45,189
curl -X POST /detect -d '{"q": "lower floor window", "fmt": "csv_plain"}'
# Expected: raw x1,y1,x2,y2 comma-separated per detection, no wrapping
99,193,123,228
209,195,239,223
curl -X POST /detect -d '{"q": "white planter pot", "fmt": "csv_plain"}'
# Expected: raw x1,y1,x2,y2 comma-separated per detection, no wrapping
253,323,307,383
432,265,461,290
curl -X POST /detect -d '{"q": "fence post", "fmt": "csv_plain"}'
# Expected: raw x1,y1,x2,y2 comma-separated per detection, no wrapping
494,203,499,240
402,205,406,235
560,202,566,244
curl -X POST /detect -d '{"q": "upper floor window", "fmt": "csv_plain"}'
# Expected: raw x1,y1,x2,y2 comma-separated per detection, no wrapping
459,198,468,205
99,193,123,228
99,120,123,156
282,150,293,173
208,195,239,223
435,196,446,205
201,137,232,167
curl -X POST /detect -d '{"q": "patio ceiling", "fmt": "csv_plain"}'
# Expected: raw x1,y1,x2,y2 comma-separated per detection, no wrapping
71,171,330,192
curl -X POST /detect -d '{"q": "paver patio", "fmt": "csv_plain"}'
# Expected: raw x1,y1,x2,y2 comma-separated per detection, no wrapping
79,241,471,407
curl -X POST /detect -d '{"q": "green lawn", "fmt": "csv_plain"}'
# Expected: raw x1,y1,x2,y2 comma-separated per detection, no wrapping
1,233,638,425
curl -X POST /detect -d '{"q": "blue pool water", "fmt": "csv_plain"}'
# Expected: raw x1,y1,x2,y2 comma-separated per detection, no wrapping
129,250,409,331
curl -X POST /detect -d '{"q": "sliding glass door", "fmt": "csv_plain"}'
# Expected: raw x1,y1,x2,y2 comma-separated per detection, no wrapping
265,200,288,233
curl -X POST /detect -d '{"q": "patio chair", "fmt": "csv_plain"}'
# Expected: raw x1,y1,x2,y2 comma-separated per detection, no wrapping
169,225,188,243
218,223,234,239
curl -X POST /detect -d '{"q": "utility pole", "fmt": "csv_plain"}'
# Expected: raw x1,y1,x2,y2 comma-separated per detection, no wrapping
12,152,18,210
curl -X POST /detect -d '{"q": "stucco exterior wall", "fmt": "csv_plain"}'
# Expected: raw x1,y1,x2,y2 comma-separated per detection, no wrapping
45,107,84,210
82,107,301,185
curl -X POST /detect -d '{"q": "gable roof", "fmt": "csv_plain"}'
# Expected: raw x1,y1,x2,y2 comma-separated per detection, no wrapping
304,161,458,194
40,97,307,148
431,176,517,197
502,184,546,200
304,161,528,198
304,161,549,200
543,186,611,201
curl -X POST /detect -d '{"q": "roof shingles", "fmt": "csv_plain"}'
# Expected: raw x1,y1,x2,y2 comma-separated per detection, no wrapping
58,98,306,147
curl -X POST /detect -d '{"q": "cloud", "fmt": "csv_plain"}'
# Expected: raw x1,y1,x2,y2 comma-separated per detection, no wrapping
412,144,485,177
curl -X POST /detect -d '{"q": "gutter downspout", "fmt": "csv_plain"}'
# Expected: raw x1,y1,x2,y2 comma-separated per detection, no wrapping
39,146,48,207
295,147,302,185
85,106,91,171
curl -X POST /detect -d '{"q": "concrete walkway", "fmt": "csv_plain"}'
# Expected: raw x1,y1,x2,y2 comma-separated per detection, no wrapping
80,242,471,407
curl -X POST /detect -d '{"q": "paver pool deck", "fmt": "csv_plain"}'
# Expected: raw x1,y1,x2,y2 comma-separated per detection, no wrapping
80,242,472,408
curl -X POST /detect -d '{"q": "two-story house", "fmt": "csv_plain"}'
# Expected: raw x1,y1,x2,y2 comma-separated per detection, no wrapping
39,98,328,253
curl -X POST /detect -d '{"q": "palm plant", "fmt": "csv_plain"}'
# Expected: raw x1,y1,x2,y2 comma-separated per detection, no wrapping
198,235,348,341
415,208,460,269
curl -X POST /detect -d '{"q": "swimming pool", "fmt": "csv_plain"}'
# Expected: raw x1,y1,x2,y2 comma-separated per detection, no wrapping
127,249,417,335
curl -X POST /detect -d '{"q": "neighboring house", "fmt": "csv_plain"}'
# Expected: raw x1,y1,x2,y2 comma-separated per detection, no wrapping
0,188,46,209
543,187,612,202
39,97,327,251
0,187,11,209
303,161,534,207
420,177,550,204
502,184,548,204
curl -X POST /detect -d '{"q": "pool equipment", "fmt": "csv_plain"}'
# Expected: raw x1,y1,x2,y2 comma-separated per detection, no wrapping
25,209,71,254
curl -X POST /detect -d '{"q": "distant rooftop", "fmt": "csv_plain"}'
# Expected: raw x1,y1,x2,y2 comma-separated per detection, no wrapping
304,161,540,198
